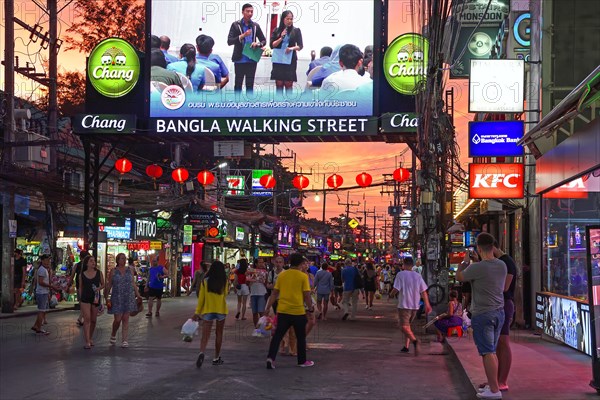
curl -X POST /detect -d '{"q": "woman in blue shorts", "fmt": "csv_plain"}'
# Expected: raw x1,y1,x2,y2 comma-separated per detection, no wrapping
193,260,229,367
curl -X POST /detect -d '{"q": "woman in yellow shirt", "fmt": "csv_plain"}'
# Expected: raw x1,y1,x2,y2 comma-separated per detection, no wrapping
193,260,228,367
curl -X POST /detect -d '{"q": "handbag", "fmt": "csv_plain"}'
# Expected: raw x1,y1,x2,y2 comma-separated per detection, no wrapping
130,298,143,317
353,267,364,290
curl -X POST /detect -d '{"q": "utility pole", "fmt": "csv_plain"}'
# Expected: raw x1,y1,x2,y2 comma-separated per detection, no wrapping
1,0,16,313
338,192,360,246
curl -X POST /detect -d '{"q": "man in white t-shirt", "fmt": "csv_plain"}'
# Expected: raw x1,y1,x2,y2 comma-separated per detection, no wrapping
32,254,60,335
389,256,432,355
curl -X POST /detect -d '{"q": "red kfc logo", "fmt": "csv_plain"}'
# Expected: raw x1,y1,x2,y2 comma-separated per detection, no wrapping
469,163,524,199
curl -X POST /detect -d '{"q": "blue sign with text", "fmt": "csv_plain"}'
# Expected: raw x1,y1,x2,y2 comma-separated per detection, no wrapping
101,218,131,240
468,121,524,157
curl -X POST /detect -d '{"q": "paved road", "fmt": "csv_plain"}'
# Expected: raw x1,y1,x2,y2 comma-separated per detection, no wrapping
0,295,475,400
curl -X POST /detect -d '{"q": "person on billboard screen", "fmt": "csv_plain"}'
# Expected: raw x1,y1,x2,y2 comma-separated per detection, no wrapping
269,10,303,97
195,34,230,89
227,3,266,95
321,44,371,93
167,43,206,91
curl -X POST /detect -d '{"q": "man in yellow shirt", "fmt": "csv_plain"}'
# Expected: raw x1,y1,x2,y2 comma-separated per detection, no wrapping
264,253,314,368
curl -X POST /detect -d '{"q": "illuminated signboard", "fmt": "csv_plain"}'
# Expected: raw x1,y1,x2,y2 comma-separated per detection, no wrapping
88,38,140,98
100,218,131,239
469,59,525,113
535,292,591,356
543,177,589,199
252,169,273,197
149,0,376,135
226,176,245,196
468,121,524,157
183,225,193,245
469,163,524,199
383,34,428,95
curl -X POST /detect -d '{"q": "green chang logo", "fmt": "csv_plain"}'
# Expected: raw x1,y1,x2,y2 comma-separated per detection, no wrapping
87,38,140,98
383,33,429,95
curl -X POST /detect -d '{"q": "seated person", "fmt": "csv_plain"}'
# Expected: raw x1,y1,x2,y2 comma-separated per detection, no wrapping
433,290,463,342
321,44,371,92
309,45,341,87
167,43,205,91
150,49,183,89
195,34,230,89
307,46,333,75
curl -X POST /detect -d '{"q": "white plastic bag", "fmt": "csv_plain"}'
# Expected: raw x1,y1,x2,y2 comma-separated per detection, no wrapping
181,318,199,342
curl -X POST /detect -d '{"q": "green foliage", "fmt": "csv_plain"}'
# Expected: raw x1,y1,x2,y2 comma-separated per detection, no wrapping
64,0,145,53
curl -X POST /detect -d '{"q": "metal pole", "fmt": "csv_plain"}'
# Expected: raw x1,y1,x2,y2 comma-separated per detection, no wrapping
528,0,542,328
2,0,16,313
322,175,326,223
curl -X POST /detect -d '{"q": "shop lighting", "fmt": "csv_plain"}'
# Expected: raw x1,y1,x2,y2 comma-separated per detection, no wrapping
218,162,228,169
453,199,475,220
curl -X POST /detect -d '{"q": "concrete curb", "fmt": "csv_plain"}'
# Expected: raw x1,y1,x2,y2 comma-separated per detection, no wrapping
0,306,76,320
445,340,479,399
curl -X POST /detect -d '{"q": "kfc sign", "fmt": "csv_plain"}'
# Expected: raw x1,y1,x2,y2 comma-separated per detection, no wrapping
469,163,524,199
543,177,589,199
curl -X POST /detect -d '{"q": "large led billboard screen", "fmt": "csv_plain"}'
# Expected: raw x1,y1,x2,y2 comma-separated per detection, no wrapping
150,0,376,134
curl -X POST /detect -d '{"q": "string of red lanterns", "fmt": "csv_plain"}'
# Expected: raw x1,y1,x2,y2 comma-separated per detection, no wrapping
132,164,410,191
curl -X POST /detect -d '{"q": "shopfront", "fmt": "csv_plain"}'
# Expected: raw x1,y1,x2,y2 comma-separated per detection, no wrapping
525,102,600,360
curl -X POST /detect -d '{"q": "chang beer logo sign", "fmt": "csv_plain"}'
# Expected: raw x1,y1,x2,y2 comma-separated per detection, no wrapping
88,38,140,98
384,33,429,95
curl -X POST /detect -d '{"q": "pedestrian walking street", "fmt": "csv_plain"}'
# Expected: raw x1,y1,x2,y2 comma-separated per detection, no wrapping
1,294,473,400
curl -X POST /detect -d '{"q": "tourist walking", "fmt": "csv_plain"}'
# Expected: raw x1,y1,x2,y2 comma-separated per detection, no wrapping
264,253,314,369
193,260,229,367
146,257,167,318
388,257,432,355
31,254,60,335
105,253,143,348
314,263,334,320
234,259,250,320
79,255,105,349
341,258,360,320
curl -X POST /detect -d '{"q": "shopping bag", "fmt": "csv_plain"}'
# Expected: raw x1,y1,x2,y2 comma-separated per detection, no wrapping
181,318,199,342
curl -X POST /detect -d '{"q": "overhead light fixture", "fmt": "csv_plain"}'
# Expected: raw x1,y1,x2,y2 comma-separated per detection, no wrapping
314,194,320,202
218,162,228,169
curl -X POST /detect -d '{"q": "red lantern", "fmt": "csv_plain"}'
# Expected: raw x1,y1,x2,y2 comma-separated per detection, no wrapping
356,172,372,187
260,174,276,189
146,164,163,179
171,167,189,183
326,174,344,190
393,167,410,182
292,175,309,190
115,158,132,174
197,170,215,186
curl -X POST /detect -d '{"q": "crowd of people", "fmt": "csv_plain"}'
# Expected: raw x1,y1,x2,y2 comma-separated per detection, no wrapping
151,3,373,97
17,230,516,399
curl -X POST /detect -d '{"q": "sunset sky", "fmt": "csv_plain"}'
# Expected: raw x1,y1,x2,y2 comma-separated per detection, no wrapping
2,0,473,231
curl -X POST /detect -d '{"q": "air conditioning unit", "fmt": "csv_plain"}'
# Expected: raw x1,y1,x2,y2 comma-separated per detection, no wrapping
13,131,50,171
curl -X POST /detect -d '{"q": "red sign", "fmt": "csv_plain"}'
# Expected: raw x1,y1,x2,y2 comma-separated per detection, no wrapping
127,241,150,251
469,163,524,199
543,177,588,199
333,242,341,250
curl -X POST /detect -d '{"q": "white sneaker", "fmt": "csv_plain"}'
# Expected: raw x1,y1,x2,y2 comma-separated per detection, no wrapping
478,385,490,393
476,388,502,399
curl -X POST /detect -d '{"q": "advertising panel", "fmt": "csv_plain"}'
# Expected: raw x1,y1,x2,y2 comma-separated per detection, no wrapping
150,0,376,135
468,121,524,157
469,163,524,199
587,226,600,365
88,38,141,98
450,0,510,78
252,169,274,196
73,114,137,134
469,59,524,113
226,175,245,196
100,218,132,240
132,217,157,240
536,292,592,356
